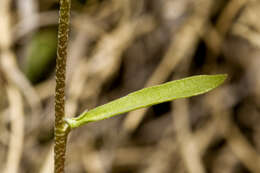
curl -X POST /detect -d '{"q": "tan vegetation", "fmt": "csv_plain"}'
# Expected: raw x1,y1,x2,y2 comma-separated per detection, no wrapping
0,0,260,172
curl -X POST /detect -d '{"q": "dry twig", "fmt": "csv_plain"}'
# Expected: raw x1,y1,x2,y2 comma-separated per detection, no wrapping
3,85,24,173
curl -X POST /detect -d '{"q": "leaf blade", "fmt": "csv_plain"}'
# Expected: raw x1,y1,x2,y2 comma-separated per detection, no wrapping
66,74,227,129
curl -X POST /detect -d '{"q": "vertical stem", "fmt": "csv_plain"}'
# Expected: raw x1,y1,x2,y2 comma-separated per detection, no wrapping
55,0,71,173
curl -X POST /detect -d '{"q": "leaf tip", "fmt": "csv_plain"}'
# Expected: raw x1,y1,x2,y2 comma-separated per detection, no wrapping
215,74,228,85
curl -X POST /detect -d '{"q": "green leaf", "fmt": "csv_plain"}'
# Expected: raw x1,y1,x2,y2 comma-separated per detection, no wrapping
66,74,227,129
23,29,57,83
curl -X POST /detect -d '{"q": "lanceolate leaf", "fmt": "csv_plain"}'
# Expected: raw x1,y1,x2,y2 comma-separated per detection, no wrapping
66,74,227,129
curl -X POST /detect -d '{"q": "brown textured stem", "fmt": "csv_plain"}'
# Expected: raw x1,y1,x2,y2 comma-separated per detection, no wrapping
55,0,71,173
54,123,70,173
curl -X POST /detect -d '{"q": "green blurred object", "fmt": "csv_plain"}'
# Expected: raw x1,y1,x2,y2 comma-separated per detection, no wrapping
24,29,57,83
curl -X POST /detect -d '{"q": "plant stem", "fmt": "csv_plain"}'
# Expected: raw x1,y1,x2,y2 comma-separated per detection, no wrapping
55,0,71,173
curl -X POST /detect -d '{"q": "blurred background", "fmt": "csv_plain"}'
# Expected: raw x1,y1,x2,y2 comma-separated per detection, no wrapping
1,0,260,172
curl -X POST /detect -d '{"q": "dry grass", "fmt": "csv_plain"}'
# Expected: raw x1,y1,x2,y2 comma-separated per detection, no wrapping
0,0,260,172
